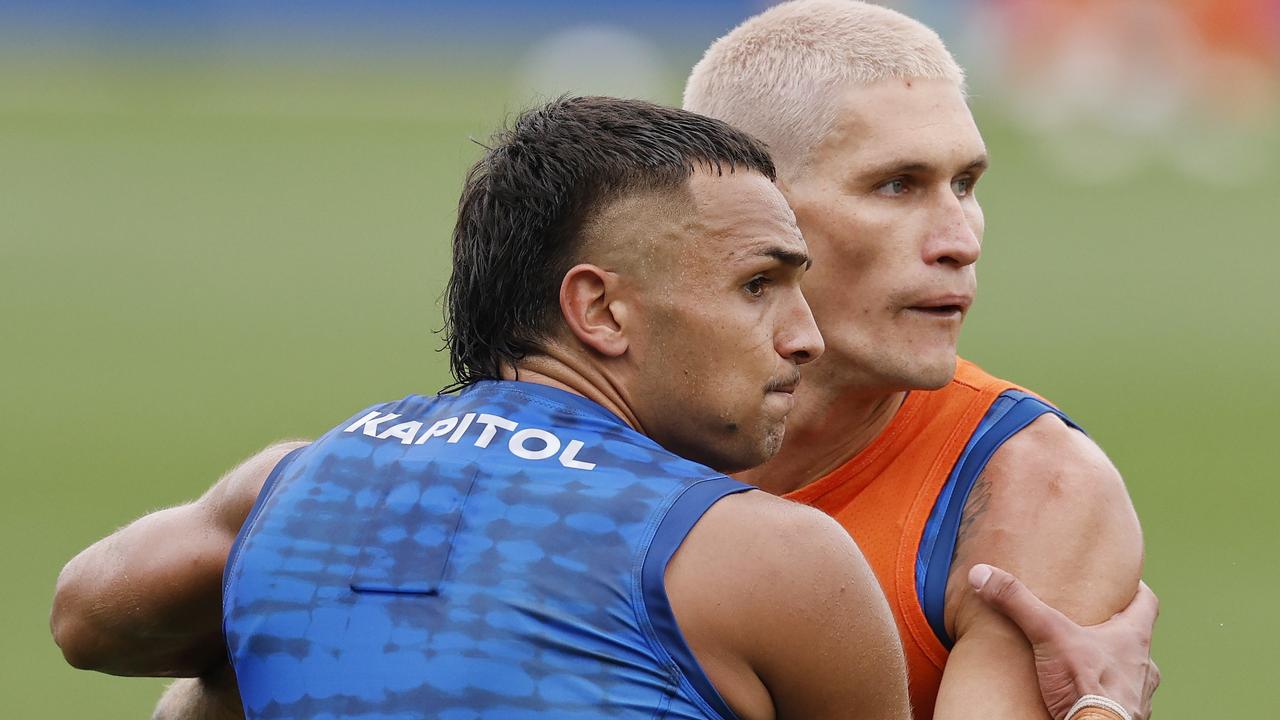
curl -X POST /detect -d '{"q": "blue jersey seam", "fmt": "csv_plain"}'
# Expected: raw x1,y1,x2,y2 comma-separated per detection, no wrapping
633,476,747,720
221,445,306,624
633,481,691,686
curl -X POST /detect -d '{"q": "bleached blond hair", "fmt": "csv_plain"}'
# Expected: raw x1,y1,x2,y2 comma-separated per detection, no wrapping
684,0,966,177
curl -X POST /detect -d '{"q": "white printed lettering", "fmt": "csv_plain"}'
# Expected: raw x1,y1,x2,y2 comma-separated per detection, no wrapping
559,440,597,471
344,411,401,437
346,408,596,471
414,416,458,445
474,414,518,448
378,420,423,445
447,413,476,443
509,428,561,460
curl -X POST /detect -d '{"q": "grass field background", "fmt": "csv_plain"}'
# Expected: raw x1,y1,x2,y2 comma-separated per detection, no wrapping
2,53,1276,717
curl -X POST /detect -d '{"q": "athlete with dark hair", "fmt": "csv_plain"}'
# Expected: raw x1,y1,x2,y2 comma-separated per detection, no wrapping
52,96,909,720
53,96,1157,720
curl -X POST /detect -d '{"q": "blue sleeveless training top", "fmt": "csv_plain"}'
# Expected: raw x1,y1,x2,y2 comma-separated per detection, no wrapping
223,380,750,719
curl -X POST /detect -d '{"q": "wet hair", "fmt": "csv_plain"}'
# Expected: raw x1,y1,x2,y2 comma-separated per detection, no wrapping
443,95,776,389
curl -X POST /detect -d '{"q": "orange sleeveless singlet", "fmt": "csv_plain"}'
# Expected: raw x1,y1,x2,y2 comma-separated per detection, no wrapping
784,358,1026,719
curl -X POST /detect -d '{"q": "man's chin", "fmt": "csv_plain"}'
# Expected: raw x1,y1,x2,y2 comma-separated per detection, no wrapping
719,425,786,475
899,351,959,391
913,367,956,390
671,427,780,476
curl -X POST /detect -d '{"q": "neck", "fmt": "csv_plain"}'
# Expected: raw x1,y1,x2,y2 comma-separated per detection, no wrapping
502,350,646,434
735,377,906,496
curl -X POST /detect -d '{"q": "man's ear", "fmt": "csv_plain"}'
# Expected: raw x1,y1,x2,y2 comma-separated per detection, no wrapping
559,263,629,358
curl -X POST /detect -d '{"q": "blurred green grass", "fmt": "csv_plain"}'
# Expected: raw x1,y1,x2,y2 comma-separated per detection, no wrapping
2,57,1275,717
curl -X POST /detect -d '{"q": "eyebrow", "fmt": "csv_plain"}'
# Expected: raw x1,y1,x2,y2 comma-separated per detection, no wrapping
859,154,990,179
746,246,811,270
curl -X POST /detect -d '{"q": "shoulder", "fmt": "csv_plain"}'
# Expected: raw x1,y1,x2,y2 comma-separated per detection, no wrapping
667,491,909,716
199,441,310,531
696,490,869,573
985,412,1125,504
947,413,1143,633
673,490,888,641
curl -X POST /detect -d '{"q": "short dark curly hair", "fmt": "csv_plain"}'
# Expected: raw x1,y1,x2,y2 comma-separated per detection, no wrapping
442,96,776,389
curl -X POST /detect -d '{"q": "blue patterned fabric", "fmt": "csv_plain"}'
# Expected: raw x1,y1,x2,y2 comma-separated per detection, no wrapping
223,380,750,719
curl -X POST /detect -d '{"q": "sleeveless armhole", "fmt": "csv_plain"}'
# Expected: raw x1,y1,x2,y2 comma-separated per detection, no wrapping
915,391,1082,648
222,447,306,614
639,476,751,720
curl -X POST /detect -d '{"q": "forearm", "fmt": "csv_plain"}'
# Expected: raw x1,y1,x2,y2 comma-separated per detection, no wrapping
51,505,230,676
932,619,1051,720
52,442,300,678
934,558,1144,720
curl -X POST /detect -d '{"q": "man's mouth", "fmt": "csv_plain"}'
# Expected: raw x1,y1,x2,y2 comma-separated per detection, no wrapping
765,372,802,395
906,295,972,317
908,305,965,317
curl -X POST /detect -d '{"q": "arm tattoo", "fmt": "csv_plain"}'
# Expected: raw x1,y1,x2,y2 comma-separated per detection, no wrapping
953,470,994,559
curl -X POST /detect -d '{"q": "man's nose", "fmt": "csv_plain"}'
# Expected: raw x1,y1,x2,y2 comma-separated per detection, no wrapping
923,195,981,268
778,290,825,365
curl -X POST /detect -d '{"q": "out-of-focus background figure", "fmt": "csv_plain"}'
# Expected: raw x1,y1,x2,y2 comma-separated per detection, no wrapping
2,1,1276,717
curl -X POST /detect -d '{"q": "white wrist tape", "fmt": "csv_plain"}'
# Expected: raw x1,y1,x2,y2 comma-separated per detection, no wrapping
1066,694,1133,720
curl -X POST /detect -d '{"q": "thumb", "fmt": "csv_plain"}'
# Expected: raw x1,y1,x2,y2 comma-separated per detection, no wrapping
969,563,1069,644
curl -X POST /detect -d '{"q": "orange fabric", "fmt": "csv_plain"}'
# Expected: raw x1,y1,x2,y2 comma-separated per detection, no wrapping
784,358,1025,719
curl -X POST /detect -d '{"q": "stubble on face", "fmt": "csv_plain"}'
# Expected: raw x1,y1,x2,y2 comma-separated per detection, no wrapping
599,169,814,473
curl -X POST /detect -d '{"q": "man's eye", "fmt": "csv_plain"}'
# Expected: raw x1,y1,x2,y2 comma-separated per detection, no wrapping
744,276,770,297
952,176,974,197
876,178,909,197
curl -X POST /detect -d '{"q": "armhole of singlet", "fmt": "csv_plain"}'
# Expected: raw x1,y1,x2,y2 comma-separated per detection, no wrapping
640,476,751,720
222,447,306,613
915,391,1083,649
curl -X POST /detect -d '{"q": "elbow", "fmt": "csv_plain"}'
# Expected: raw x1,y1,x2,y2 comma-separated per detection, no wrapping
50,566,110,671
52,617,102,671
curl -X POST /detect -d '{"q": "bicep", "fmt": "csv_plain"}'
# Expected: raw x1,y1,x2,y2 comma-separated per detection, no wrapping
937,416,1142,716
946,417,1142,631
754,510,911,720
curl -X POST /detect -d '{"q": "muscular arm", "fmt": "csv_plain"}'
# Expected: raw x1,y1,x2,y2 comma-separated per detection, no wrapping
669,491,911,720
50,441,307,677
933,415,1143,720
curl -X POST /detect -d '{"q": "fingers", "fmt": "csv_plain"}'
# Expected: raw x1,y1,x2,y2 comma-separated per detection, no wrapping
968,563,1069,644
1147,660,1161,700
1137,659,1161,720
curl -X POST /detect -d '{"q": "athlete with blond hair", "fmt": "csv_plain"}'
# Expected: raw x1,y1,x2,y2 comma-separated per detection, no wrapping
60,91,1155,720
685,2,1157,719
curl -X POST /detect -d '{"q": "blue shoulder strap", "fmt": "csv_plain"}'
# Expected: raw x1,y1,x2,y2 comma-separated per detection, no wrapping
640,476,751,720
915,390,1082,648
